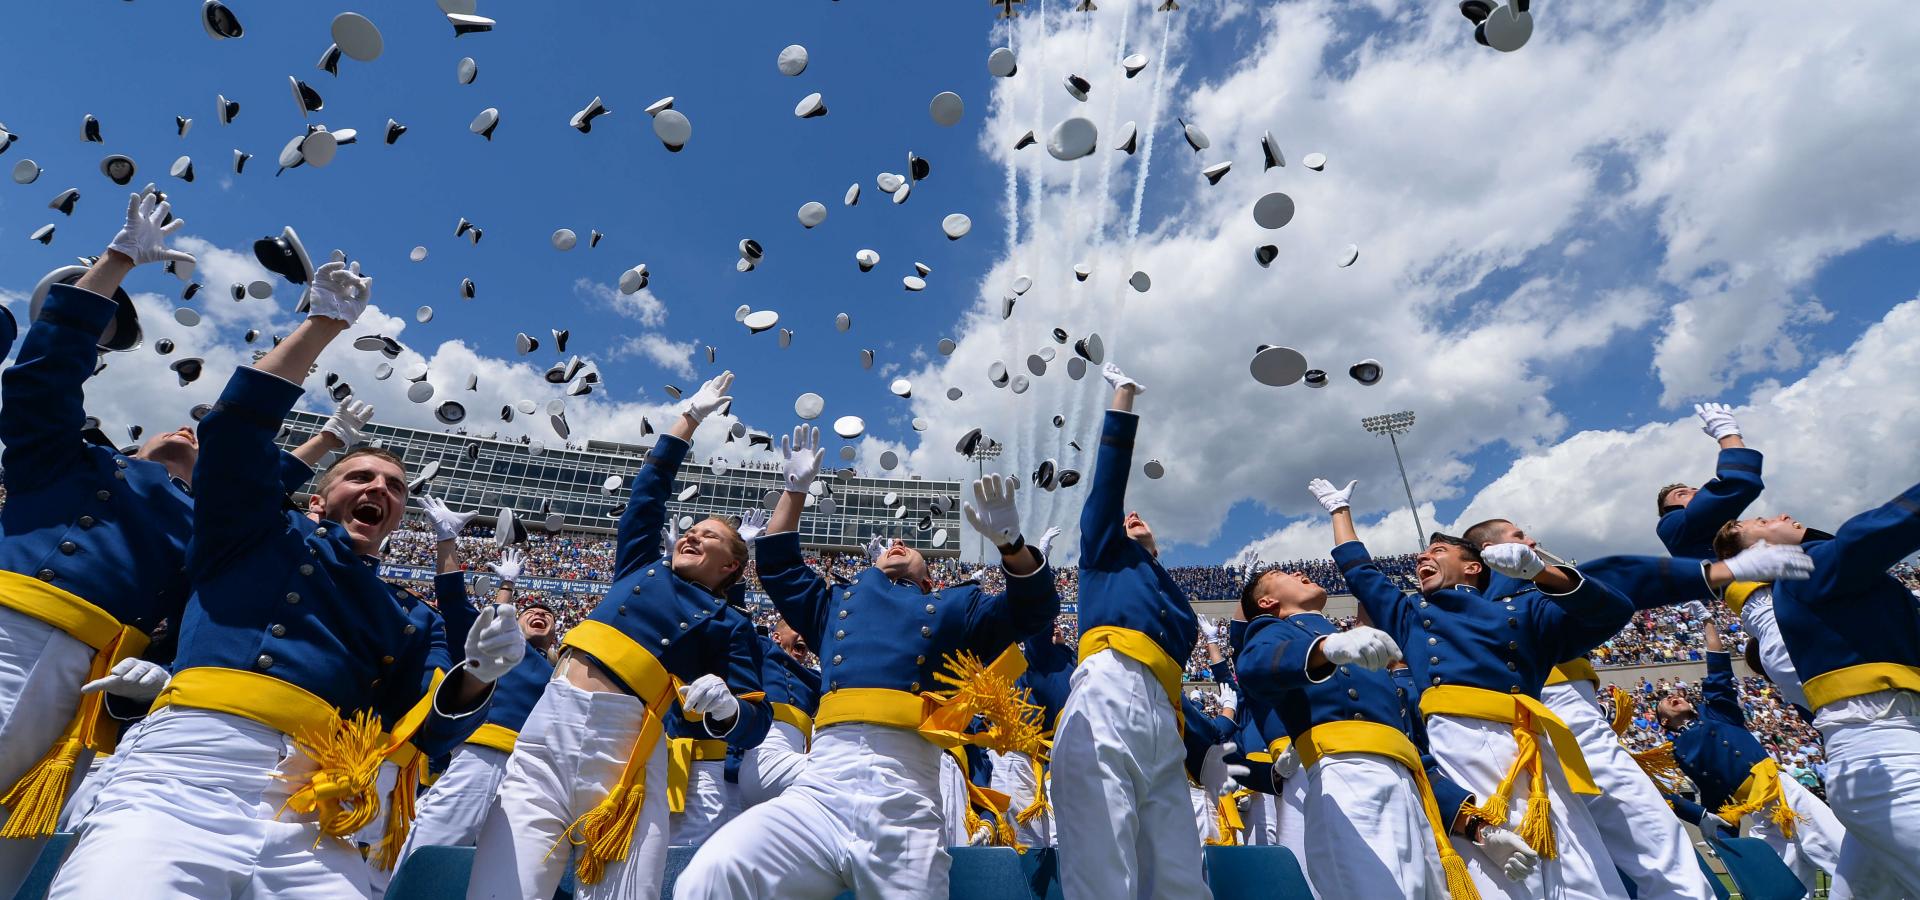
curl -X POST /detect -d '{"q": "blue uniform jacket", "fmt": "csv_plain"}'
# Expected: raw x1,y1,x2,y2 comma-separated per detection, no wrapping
1657,447,1764,559
580,433,769,746
1223,619,1279,794
435,571,553,736
1335,540,1635,696
1665,650,1770,812
1770,481,1920,688
1077,411,1199,675
176,367,485,756
723,635,822,782
1180,697,1231,783
1018,635,1075,732
755,530,1059,700
0,286,315,640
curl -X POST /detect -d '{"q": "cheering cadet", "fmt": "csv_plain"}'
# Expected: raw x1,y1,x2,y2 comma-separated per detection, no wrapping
674,424,1059,899
468,371,770,900
1712,479,1920,897
1655,618,1846,892
50,251,523,899
1655,403,1765,559
732,613,821,807
1050,363,1212,900
1311,477,1635,898
392,495,553,860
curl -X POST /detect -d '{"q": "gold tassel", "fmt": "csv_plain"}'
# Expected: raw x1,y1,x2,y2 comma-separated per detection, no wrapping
0,738,82,839
1014,753,1050,825
1716,761,1797,840
1442,850,1482,900
568,782,644,886
370,753,422,872
279,709,387,839
1627,742,1690,795
1516,786,1558,861
1609,686,1634,737
926,649,1052,760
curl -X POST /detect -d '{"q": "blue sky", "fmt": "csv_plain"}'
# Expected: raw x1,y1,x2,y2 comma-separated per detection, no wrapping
3,1,1918,566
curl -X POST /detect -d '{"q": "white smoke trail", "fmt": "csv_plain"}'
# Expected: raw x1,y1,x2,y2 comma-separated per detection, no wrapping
1092,0,1133,240
1002,21,1020,263
1128,9,1172,245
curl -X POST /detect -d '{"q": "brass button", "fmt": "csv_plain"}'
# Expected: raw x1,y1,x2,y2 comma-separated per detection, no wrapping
1419,601,1429,608
618,606,627,616
404,624,416,635
58,541,78,555
832,655,844,665
659,638,670,646
1506,662,1517,671
925,604,936,614
910,682,921,693
314,526,327,536
78,516,95,528
1338,665,1350,676
285,592,301,604
299,564,314,576
1347,688,1359,700
1508,641,1518,650
648,569,656,577
1422,619,1432,628
36,569,55,581
382,655,395,665
1505,604,1516,611
921,626,932,637
256,654,274,670
839,610,849,619
115,458,128,469
1507,618,1518,628
1431,677,1443,686
95,490,111,501
915,655,926,665
843,591,853,600
1427,637,1438,646
1397,688,1407,698
679,621,689,630
1351,712,1364,720
830,681,839,690
633,585,643,594
270,624,286,637
835,630,846,639
113,470,126,481
1429,656,1439,665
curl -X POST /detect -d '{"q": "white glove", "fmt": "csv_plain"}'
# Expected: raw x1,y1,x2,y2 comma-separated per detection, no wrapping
1477,825,1540,881
490,547,525,585
1681,600,1710,620
1036,526,1063,560
81,657,170,702
968,823,994,846
737,508,769,543
780,424,823,493
1481,543,1546,580
321,398,375,447
1700,811,1735,833
864,534,888,563
1307,478,1357,514
1200,741,1249,797
420,496,480,542
963,473,1024,551
1695,402,1741,441
463,602,526,683
1216,684,1239,712
1271,743,1302,780
306,258,372,324
1724,540,1814,583
108,188,194,268
682,370,734,424
1101,362,1144,394
681,673,740,723
1319,626,1401,670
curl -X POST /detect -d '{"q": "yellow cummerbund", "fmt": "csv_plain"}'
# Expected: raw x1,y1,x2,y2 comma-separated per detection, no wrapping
0,569,147,656
770,702,814,744
465,723,518,754
1266,736,1292,758
1078,626,1185,729
1544,659,1598,688
151,666,343,738
1723,581,1765,617
687,738,727,761
560,619,675,702
814,688,938,731
1803,662,1920,712
1292,719,1419,772
1420,684,1599,795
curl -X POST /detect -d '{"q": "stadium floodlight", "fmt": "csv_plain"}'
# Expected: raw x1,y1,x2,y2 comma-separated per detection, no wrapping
1360,410,1426,552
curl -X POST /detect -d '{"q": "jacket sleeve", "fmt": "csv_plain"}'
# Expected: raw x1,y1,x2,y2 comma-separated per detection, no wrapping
0,284,117,484
1235,617,1325,704
1579,555,1718,611
435,572,477,663
1657,447,1764,557
1330,541,1414,650
1180,698,1223,782
406,608,491,756
755,531,831,653
1209,659,1236,687
964,560,1062,653
278,450,316,494
612,434,688,582
1079,410,1139,569
1666,793,1707,826
700,616,771,745
1532,569,1637,662
189,367,307,572
1228,618,1249,655
1700,650,1744,727
1800,480,1920,598
1430,768,1473,830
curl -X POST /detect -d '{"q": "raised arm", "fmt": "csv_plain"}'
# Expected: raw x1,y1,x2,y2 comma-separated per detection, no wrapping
1079,364,1144,566
1657,405,1763,556
615,372,732,580
695,616,772,746
960,473,1058,648
1582,544,1814,611
289,399,375,467
1699,617,1744,726
1800,480,1920,598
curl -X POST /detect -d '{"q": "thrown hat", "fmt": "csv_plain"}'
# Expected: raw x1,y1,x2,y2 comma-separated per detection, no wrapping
470,108,500,140
552,228,577,251
1123,53,1148,77
743,310,779,333
11,160,39,185
1337,244,1359,268
384,119,408,144
552,328,570,352
902,276,926,292
457,56,478,85
1116,121,1138,155
1048,117,1097,160
619,264,649,293
1249,345,1308,387
1143,459,1165,479
844,182,861,206
1014,130,1036,150
1254,244,1278,267
890,378,912,398
246,280,273,299
988,361,1009,387
654,109,692,150
203,1,243,39
461,278,475,299
1253,192,1296,229
1063,74,1091,102
407,381,435,403
1129,270,1151,292
31,267,140,352
1179,118,1210,152
1302,152,1327,171
216,94,241,126
855,248,879,272
938,213,973,241
1261,131,1284,169
1074,332,1105,364
331,12,383,61
794,93,828,119
1348,359,1383,386
176,116,193,137
860,349,874,369
174,307,201,327
415,305,433,324
170,156,195,182
1471,3,1532,52
1074,262,1091,281
252,226,314,287
833,415,865,439
316,44,342,76
232,149,252,174
289,77,324,117
908,152,931,181
448,13,494,36
435,401,466,425
929,92,964,126
797,201,827,229
1304,369,1328,388
988,47,1018,77
1201,160,1232,185
570,96,610,132
99,155,137,186
494,507,528,546
777,44,810,76
834,312,850,332
795,392,825,419
937,338,956,355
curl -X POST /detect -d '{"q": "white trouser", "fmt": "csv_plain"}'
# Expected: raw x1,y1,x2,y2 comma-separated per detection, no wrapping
669,759,739,847
49,706,372,899
673,723,950,900
395,744,510,861
1240,791,1278,847
1301,753,1441,899
1428,712,1628,899
467,677,669,900
1190,786,1220,844
1276,767,1308,872
1543,682,1715,900
1736,589,1809,711
1816,689,1920,900
60,716,147,832
1051,649,1210,900
357,762,400,900
989,749,1053,847
0,605,95,899
938,749,972,847
737,721,808,807
1743,772,1846,893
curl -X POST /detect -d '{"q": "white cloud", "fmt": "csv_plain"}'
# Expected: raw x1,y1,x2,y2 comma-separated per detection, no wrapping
575,276,666,327
611,333,697,379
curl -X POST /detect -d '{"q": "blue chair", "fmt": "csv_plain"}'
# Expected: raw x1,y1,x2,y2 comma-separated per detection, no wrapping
10,832,74,900
657,845,699,900
385,845,474,900
1017,847,1065,900
1203,845,1314,900
1697,847,1731,900
947,847,1036,899
1708,836,1806,900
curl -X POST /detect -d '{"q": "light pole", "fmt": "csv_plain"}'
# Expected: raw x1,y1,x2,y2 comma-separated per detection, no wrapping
967,440,1003,562
1361,411,1426,553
